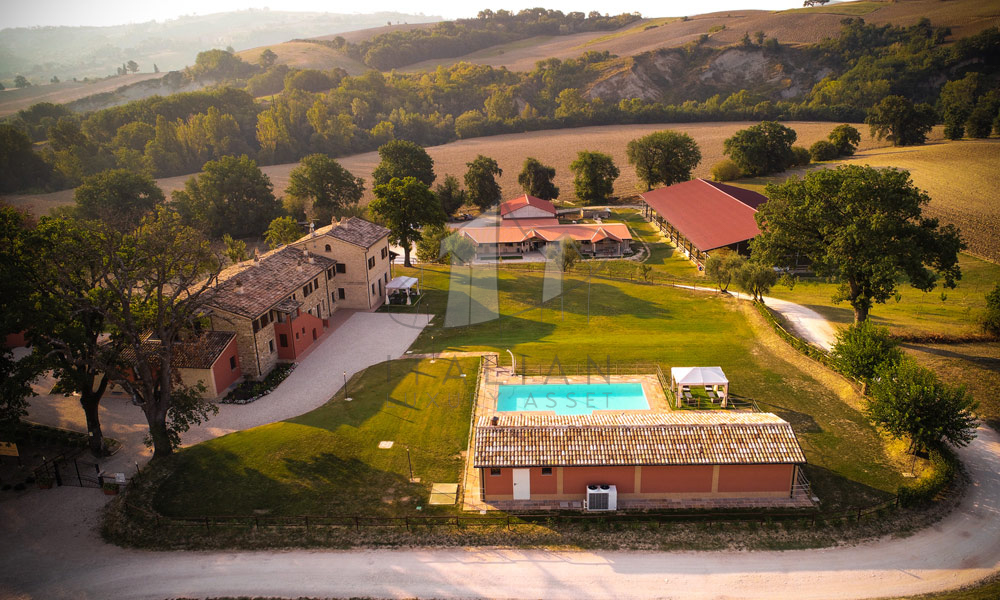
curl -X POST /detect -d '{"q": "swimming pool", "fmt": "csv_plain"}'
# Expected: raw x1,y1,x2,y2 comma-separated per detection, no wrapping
496,382,649,415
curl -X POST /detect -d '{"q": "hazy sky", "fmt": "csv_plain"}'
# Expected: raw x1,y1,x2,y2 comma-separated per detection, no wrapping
2,1,806,28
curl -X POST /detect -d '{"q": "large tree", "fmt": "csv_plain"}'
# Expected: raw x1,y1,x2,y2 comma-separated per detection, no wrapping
722,121,797,176
370,177,445,267
827,124,861,156
517,157,559,200
91,208,220,458
626,130,701,191
866,95,937,147
0,124,51,193
371,140,435,188
74,168,165,229
29,218,121,456
569,150,619,205
434,174,467,216
754,165,964,322
173,154,280,238
867,358,978,453
938,73,981,140
464,155,503,211
0,204,39,437
286,154,364,224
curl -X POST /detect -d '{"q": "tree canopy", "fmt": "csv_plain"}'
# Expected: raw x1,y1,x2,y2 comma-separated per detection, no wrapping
370,176,445,267
831,320,903,383
866,95,937,146
173,154,281,238
371,140,435,188
517,157,559,200
464,154,503,211
286,154,364,224
827,123,861,155
722,121,797,177
626,130,701,191
569,150,619,205
265,216,303,249
74,168,165,229
435,174,467,216
754,165,965,322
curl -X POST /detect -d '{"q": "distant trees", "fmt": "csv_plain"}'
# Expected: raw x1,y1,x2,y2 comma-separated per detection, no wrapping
370,176,445,267
14,75,30,88
754,165,965,322
286,154,364,224
173,155,281,238
189,49,257,81
126,60,139,74
866,95,937,146
828,124,861,156
939,73,980,140
259,48,278,68
372,140,435,188
464,155,503,211
0,124,51,193
570,151,619,205
264,216,303,248
73,169,165,229
435,174,467,216
723,121,797,176
518,157,559,200
626,130,701,191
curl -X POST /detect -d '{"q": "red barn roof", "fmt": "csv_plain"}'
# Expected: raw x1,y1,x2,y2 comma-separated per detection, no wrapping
499,194,557,217
640,179,767,252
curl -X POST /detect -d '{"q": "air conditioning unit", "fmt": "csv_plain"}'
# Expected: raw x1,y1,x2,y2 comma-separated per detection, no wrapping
585,484,617,512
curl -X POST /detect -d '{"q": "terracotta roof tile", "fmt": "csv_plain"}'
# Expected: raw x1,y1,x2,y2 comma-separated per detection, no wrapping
500,195,557,216
640,179,767,252
315,217,390,248
120,331,235,370
207,246,335,318
473,412,805,468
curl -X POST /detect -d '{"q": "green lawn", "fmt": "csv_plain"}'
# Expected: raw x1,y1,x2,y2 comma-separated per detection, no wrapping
396,264,910,510
153,358,479,517
765,253,1000,336
614,209,702,280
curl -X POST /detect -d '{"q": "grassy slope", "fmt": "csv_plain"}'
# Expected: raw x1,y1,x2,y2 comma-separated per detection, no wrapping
235,41,368,75
0,73,163,118
155,357,479,517
397,264,910,509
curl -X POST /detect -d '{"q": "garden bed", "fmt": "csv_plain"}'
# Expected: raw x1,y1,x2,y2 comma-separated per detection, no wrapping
220,363,295,405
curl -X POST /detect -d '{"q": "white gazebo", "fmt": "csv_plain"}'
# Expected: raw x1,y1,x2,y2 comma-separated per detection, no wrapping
669,366,730,408
386,275,420,304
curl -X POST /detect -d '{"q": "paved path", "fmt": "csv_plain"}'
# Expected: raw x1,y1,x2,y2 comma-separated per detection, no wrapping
3,298,999,600
762,295,839,351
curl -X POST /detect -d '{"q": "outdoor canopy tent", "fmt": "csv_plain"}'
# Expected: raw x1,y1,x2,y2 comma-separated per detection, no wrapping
670,366,729,408
386,276,420,304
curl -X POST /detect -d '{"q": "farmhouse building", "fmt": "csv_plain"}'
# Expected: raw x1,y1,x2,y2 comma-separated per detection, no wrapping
204,246,338,379
474,412,806,507
115,331,242,400
458,194,633,259
290,217,392,312
640,179,767,267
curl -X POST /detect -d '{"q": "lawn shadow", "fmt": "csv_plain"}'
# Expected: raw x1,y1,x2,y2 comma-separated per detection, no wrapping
902,343,1000,371
802,463,895,511
757,401,823,434
154,447,283,517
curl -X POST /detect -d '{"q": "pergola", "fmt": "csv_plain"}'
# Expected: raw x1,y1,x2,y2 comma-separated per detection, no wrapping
670,366,730,408
386,275,420,304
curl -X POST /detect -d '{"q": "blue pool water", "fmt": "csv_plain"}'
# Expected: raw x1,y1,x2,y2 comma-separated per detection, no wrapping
496,382,649,415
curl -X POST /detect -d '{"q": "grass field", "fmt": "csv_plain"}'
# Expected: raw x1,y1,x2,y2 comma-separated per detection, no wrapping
781,1,885,16
0,73,163,117
235,42,368,75
154,357,479,517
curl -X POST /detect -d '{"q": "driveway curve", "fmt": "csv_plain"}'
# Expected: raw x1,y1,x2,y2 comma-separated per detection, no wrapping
2,298,998,600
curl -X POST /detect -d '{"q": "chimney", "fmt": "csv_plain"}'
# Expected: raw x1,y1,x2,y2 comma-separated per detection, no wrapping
303,249,314,264
253,248,260,263
235,279,244,294
309,221,316,237
490,416,499,426
296,259,303,272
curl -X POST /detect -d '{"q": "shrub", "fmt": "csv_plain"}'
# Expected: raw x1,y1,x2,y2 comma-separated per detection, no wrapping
710,159,741,182
831,320,902,382
896,447,956,507
809,140,839,161
791,146,812,166
981,283,1000,336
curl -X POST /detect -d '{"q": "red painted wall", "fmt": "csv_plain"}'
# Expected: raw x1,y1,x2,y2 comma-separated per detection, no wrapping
717,464,793,493
273,311,325,360
483,468,513,495
641,465,713,493
530,467,557,494
562,466,635,494
211,337,242,396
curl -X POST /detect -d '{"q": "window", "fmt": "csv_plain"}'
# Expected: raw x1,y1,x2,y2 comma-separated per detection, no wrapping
331,292,336,304
384,272,388,283
303,284,310,296
368,256,375,269
325,244,331,252
279,334,288,347
336,263,346,274
268,339,275,353
327,268,333,280
381,247,387,259
371,283,375,296
338,288,345,300
541,467,553,476
489,468,502,477
229,356,237,370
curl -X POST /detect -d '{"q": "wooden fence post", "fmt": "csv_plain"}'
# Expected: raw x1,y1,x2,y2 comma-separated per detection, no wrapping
354,516,360,531
204,517,210,532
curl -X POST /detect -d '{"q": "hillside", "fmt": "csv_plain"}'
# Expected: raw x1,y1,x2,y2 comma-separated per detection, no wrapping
234,42,368,76
0,10,439,83
0,73,163,118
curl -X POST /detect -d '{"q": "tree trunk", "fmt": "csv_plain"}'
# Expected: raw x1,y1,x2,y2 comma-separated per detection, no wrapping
853,303,870,323
79,374,109,457
147,409,173,459
403,242,412,268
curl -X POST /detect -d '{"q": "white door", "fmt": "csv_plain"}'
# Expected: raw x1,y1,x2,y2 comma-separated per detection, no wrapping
512,468,531,500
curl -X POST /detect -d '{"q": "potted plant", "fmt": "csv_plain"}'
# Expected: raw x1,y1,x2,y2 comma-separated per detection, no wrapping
102,481,120,496
36,475,54,490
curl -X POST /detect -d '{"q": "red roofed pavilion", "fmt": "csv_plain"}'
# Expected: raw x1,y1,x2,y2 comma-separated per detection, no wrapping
640,179,767,266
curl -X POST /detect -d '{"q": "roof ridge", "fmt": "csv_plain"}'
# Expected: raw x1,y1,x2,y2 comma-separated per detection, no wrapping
700,178,761,213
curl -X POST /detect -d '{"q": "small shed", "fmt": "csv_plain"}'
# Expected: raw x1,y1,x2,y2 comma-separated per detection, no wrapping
670,366,729,408
386,275,420,304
